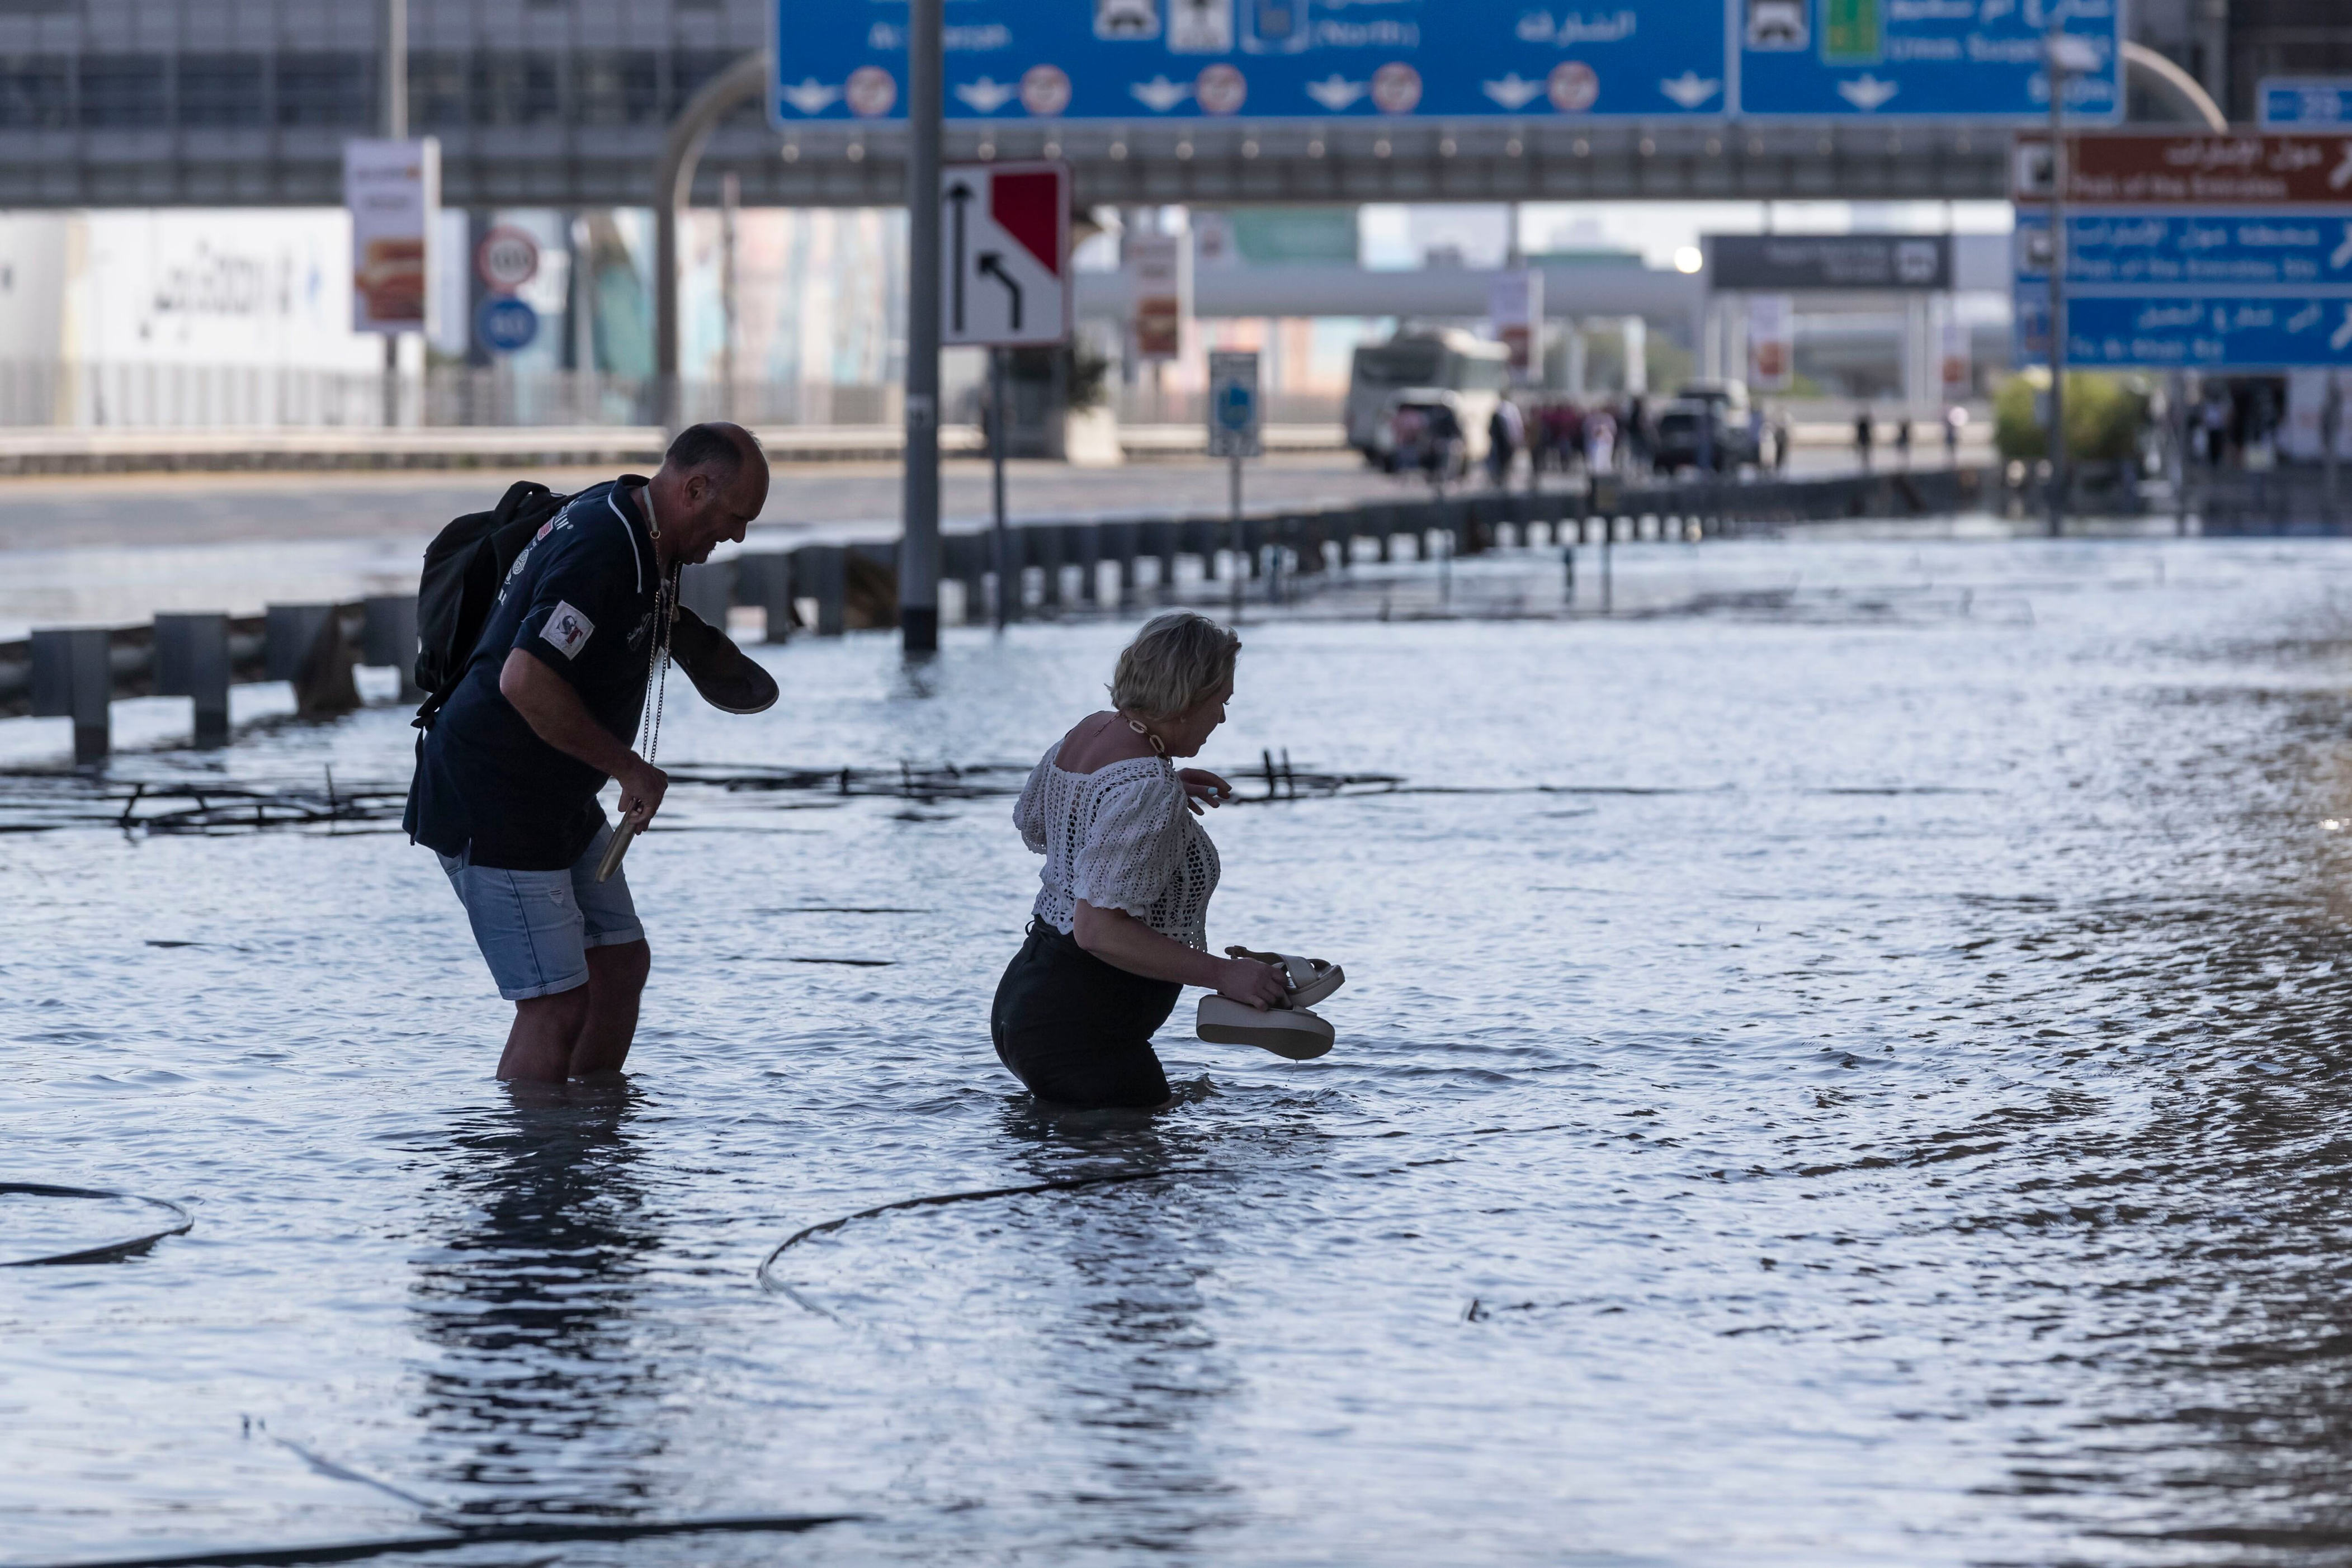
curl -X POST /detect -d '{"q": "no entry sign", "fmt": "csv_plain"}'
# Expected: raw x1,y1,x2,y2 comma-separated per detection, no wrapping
941,162,1071,350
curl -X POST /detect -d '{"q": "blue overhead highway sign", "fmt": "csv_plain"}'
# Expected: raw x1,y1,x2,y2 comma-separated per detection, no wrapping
1735,0,2120,120
771,0,1732,124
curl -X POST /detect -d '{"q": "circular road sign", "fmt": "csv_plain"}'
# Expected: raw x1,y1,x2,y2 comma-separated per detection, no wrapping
476,295,539,355
475,225,540,293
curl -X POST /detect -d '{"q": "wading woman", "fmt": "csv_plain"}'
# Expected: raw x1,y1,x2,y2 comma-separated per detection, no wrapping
994,611,1287,1109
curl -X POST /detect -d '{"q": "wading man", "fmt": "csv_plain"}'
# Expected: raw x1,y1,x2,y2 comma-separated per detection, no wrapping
405,423,774,1083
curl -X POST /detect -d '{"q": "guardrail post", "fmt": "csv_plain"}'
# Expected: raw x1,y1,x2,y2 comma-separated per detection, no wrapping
794,545,846,636
264,604,335,683
1038,525,1068,611
1074,523,1103,604
361,596,423,701
155,613,232,748
679,559,735,629
736,554,795,643
31,627,111,765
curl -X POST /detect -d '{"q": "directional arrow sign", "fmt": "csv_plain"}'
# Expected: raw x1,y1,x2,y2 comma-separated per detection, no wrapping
941,162,1070,350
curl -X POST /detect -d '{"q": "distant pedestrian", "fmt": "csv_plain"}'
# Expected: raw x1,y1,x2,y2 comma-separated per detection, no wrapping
1486,399,1523,488
994,612,1285,1110
1944,405,1965,465
1895,417,1913,467
1854,408,1874,471
1586,407,1617,474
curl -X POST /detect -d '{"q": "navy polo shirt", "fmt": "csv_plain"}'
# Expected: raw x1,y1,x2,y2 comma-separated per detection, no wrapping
405,479,663,871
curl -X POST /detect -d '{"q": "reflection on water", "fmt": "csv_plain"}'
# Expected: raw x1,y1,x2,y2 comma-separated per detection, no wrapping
409,1087,662,1522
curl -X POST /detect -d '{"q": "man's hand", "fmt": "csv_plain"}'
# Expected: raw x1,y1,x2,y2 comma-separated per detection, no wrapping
615,757,668,826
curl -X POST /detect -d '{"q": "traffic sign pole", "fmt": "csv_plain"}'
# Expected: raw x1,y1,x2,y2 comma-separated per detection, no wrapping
1230,454,1244,620
991,347,1011,632
900,0,943,656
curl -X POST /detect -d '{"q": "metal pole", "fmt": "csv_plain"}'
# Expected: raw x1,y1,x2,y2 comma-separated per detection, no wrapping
720,171,739,423
381,0,407,414
1229,454,1244,619
900,0,943,655
2046,25,2068,540
2326,374,2343,531
991,347,1010,631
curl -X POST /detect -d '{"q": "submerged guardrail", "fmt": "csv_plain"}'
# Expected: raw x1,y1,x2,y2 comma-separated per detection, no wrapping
0,465,1994,763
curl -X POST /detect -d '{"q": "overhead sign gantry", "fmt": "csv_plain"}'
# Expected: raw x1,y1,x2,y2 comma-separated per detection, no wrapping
769,0,2120,128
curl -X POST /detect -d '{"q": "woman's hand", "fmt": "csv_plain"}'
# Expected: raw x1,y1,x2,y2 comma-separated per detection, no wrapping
1215,953,1288,1012
1177,768,1234,816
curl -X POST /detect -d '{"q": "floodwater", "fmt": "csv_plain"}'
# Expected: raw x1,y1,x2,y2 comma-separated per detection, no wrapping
8,536,2352,1567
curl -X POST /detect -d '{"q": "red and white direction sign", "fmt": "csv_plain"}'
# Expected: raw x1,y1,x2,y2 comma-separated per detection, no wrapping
942,161,1071,349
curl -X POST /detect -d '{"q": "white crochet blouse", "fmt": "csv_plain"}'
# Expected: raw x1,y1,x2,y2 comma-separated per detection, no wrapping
1015,740,1220,950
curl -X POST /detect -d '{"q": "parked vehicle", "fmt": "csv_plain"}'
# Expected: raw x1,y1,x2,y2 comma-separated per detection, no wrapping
1348,330,1511,465
1651,380,1759,473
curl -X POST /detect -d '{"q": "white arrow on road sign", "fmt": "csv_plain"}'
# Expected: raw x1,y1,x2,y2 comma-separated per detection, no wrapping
1130,75,1193,112
1837,74,1900,111
1482,74,1545,110
942,162,1071,350
1659,71,1721,108
778,78,842,116
1306,75,1368,111
956,77,1019,112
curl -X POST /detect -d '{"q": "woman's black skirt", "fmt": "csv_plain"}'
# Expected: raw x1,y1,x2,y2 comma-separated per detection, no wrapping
991,920,1182,1109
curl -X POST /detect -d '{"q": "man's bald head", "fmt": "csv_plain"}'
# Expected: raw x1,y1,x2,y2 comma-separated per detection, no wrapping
650,422,770,566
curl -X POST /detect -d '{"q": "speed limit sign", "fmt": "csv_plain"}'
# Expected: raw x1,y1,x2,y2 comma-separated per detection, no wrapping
475,226,540,294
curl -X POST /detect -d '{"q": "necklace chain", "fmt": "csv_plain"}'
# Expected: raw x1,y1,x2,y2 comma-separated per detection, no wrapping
638,563,678,766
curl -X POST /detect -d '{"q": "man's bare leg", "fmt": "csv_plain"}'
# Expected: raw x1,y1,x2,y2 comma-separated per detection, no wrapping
569,939,650,1079
499,986,592,1083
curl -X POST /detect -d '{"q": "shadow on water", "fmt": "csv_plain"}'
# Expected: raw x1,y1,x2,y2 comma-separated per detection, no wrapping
406,1082,663,1524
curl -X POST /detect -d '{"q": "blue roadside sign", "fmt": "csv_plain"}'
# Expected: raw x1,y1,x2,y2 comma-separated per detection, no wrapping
2015,211,2352,290
1735,0,2119,119
2060,294,2352,371
2260,78,2352,130
771,0,1732,124
475,296,539,355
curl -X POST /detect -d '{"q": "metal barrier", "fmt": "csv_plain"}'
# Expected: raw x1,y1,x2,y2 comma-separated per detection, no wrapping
0,467,1994,761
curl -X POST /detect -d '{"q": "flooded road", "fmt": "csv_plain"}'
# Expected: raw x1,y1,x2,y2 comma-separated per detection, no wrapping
7,536,2352,1566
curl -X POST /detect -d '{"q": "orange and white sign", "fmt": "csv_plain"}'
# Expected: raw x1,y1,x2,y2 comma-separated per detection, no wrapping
344,139,438,334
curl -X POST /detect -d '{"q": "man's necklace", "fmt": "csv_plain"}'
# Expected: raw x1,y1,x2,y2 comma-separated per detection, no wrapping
635,484,678,768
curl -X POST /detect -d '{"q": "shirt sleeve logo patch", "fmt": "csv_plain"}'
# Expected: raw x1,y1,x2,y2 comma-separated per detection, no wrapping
541,601,594,659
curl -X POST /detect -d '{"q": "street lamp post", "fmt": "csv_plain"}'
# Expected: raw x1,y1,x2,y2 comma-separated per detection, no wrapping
900,0,944,655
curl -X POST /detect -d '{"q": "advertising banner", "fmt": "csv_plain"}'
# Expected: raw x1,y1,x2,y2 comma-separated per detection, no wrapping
1127,232,1189,362
1488,270,1542,377
343,139,438,336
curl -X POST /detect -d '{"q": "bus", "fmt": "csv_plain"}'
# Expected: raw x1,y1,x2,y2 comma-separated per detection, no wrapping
1345,330,1514,466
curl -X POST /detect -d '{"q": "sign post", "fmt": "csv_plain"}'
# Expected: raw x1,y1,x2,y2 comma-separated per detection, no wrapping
901,0,943,655
938,159,1073,631
1208,350,1262,616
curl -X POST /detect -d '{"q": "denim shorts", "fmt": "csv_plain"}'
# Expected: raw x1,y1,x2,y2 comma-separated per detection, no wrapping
438,821,646,1001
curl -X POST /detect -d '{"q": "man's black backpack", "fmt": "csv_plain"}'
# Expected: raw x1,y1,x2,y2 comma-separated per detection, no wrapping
410,479,574,727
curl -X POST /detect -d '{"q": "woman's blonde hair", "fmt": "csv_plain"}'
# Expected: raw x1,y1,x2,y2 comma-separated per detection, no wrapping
1109,611,1241,721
